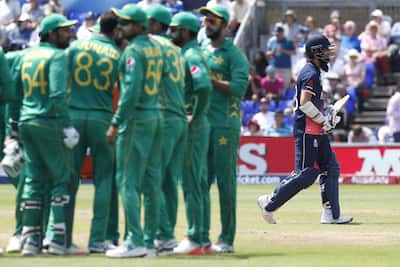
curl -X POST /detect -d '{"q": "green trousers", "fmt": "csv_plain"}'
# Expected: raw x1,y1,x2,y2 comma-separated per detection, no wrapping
9,169,25,235
68,109,114,246
157,113,187,241
105,173,120,244
182,118,209,244
205,127,240,246
115,114,162,249
19,119,71,245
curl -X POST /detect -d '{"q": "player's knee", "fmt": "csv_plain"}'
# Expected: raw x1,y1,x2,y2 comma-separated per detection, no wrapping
290,167,320,189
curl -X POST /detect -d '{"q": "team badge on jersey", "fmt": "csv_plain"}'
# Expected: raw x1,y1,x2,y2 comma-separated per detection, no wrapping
190,65,201,78
126,57,135,72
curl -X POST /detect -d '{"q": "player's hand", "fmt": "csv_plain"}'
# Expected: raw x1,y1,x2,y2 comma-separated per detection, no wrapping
322,117,334,132
187,115,193,125
63,127,79,149
106,125,118,145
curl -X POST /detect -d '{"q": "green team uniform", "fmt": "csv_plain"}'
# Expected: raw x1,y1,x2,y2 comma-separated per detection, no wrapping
203,39,249,246
112,34,163,249
17,42,72,246
150,34,187,242
5,50,26,237
66,35,120,247
182,39,211,245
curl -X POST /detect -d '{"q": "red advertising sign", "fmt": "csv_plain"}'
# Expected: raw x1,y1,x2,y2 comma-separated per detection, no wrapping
238,136,400,184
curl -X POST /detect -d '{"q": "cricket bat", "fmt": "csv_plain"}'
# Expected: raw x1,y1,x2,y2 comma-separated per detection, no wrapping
333,94,350,113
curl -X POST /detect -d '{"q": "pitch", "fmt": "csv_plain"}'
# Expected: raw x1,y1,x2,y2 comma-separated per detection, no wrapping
0,184,399,267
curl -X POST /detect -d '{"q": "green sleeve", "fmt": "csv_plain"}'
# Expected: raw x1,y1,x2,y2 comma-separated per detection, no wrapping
228,48,249,98
186,52,211,120
0,50,16,102
49,51,70,127
111,48,144,126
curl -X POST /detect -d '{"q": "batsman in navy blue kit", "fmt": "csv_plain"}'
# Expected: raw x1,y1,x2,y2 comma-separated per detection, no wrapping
257,35,353,224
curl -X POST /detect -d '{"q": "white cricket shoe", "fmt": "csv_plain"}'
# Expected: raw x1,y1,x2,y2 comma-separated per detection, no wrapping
48,241,68,255
211,241,234,253
320,208,353,224
106,243,146,258
154,238,177,256
145,248,157,258
0,248,3,256
104,240,118,251
21,239,40,256
6,234,23,253
257,195,276,224
173,238,202,255
67,243,89,256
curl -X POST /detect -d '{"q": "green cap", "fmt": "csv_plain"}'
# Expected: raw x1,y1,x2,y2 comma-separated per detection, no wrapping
39,14,77,35
199,5,230,22
170,12,200,32
112,5,148,28
146,4,172,26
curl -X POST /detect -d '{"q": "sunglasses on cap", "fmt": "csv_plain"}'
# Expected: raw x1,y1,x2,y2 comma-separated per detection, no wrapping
204,16,222,27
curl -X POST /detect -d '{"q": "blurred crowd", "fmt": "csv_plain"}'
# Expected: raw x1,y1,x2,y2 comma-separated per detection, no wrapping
242,8,400,143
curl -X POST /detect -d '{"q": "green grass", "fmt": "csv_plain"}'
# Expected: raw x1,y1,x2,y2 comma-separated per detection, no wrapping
1,184,400,267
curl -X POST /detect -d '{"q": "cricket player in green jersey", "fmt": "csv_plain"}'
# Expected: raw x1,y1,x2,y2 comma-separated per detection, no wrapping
17,14,78,256
169,12,212,255
106,5,163,258
199,6,249,253
146,4,187,255
66,10,121,253
0,47,17,256
4,49,26,254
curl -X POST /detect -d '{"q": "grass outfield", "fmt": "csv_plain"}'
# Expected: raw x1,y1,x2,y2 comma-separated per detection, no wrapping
0,184,399,267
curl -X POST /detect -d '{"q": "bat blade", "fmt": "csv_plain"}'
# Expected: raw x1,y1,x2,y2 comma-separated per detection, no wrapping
333,94,350,113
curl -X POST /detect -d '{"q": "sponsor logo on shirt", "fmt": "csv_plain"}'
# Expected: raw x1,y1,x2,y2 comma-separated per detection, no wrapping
190,65,201,78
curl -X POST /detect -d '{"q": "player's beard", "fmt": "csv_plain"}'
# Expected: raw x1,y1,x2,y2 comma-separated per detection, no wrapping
205,25,223,41
170,30,184,47
55,31,70,49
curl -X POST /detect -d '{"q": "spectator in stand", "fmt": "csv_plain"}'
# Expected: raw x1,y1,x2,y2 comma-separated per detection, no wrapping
241,93,260,126
162,0,183,15
283,107,294,130
42,0,64,16
76,11,96,40
266,23,295,88
304,16,321,39
282,9,301,42
252,97,275,132
335,84,356,130
137,0,161,9
347,125,377,143
21,0,43,26
242,119,263,136
246,65,261,99
341,20,361,52
386,86,400,142
323,10,341,40
329,37,346,77
229,0,249,36
360,20,387,63
6,12,33,49
370,9,391,39
260,65,285,101
377,125,394,143
0,0,21,25
343,49,366,112
254,50,268,77
264,110,292,137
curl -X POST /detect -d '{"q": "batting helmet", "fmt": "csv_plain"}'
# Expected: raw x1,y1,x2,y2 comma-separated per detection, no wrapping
305,34,335,72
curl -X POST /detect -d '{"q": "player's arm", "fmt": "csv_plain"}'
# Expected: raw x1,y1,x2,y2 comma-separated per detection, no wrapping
187,52,211,122
299,90,325,124
111,49,143,127
212,48,249,97
49,51,71,128
0,49,16,102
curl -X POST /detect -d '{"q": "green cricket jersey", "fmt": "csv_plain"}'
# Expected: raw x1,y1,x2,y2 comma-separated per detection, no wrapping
151,34,186,119
0,48,16,102
18,42,71,127
204,39,249,129
112,34,163,126
68,35,121,112
183,39,212,121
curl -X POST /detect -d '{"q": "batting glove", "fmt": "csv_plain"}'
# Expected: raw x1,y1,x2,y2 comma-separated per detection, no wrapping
63,127,79,149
